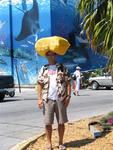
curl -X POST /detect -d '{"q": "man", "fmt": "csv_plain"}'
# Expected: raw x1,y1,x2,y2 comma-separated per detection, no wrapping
73,66,81,96
37,42,71,150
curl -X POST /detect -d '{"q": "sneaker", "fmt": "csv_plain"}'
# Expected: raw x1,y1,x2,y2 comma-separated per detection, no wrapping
59,145,66,150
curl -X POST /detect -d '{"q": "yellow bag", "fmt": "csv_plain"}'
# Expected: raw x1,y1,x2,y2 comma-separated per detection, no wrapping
35,36,70,57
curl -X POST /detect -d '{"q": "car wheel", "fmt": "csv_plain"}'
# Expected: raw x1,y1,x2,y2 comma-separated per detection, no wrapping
0,94,5,102
92,81,99,90
106,87,111,90
9,91,15,97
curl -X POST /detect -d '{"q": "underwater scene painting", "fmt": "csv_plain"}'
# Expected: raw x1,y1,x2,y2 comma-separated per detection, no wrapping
0,0,107,84
51,0,108,72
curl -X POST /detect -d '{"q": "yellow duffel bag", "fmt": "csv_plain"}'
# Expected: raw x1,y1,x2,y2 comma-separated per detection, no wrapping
35,36,70,57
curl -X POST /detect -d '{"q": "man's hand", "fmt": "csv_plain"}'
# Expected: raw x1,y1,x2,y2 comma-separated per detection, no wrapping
63,96,71,107
38,99,43,109
37,83,43,109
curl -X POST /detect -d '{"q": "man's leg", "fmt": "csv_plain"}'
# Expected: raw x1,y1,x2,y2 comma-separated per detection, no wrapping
58,124,65,145
44,100,54,149
56,100,67,149
45,125,52,148
75,90,78,96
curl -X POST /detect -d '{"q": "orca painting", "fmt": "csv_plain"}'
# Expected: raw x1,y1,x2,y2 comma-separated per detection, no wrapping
16,0,40,41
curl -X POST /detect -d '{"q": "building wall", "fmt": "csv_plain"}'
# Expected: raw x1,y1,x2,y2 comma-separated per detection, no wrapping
50,0,107,73
0,0,107,85
0,0,51,84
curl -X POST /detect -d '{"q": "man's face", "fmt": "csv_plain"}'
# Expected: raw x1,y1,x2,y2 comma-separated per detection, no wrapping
46,51,56,57
46,51,56,63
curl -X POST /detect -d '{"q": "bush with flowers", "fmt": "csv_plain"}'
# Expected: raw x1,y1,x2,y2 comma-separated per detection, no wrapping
100,112,113,130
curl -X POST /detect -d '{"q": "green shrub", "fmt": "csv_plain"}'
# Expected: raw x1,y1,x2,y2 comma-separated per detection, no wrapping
100,112,113,129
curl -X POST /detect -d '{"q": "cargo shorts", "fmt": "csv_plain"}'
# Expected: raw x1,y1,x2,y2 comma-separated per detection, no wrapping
43,99,68,125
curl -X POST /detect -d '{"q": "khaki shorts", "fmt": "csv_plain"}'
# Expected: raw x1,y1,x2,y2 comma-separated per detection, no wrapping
43,99,68,125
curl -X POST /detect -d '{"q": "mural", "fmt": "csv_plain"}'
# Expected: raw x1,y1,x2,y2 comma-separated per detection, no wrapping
51,0,108,72
0,0,107,84
0,0,51,84
0,1,11,75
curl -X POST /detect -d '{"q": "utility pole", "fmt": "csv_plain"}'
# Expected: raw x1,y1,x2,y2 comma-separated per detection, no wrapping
9,0,14,76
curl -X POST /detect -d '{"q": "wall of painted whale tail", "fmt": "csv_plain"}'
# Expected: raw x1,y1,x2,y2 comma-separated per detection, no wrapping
0,0,107,85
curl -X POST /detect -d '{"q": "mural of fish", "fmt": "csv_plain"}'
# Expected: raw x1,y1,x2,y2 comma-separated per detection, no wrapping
16,0,40,41
0,20,5,29
59,0,67,6
0,58,7,65
0,0,108,84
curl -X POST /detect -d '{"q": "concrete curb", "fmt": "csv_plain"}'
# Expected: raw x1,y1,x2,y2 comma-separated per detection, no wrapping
9,128,58,150
9,132,45,150
9,121,83,150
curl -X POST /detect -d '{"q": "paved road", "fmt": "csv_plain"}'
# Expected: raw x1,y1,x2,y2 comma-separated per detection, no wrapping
0,88,113,150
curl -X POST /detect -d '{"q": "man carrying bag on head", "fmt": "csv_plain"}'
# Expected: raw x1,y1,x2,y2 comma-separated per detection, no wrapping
35,36,71,150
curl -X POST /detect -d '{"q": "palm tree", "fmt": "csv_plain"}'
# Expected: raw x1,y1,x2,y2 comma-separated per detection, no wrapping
78,0,113,75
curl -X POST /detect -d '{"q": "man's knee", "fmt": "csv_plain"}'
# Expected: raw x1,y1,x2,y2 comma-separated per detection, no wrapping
58,124,65,127
45,124,52,129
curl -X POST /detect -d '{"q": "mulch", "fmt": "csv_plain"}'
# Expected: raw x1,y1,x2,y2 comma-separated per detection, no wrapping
26,116,113,150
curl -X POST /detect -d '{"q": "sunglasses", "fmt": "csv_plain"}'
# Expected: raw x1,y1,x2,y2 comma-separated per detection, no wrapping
46,52,56,56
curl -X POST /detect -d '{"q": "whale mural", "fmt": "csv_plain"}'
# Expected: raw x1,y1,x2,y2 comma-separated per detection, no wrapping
0,0,107,85
16,0,40,41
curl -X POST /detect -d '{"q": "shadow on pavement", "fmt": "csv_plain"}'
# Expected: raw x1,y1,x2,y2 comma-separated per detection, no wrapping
1,99,22,103
65,138,95,148
1,98,37,103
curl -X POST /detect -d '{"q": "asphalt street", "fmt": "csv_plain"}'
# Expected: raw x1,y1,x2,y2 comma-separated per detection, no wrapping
0,88,113,150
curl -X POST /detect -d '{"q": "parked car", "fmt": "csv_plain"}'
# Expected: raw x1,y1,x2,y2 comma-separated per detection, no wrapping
0,75,15,102
88,73,113,90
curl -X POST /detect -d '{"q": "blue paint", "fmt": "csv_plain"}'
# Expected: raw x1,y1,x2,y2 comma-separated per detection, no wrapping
0,0,108,84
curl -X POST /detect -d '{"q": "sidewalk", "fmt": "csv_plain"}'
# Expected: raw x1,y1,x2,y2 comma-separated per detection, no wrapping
0,88,44,150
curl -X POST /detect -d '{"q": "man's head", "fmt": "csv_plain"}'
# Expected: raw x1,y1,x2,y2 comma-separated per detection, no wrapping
76,66,81,70
45,51,57,65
